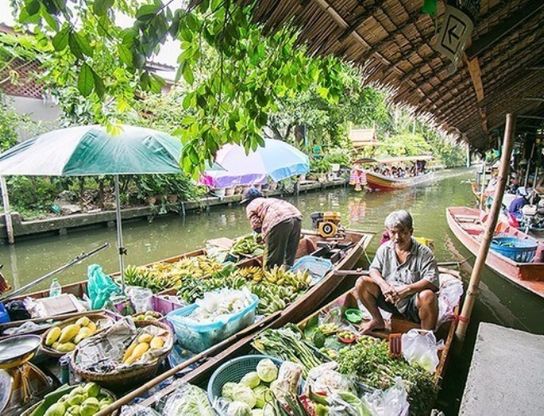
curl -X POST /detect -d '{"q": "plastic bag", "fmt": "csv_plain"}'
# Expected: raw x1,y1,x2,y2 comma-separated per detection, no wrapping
364,377,410,416
127,286,154,313
162,383,215,416
304,362,356,397
87,264,122,310
401,329,441,373
120,404,161,416
437,274,463,328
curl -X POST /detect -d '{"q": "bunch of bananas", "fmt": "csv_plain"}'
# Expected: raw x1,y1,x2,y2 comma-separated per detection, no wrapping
237,266,265,282
230,235,265,257
124,256,224,292
261,266,312,290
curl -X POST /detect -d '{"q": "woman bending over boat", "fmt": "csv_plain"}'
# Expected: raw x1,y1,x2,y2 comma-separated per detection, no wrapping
355,210,439,333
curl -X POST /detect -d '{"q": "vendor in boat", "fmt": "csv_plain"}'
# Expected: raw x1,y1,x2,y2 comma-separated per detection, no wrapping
241,187,302,269
355,210,439,333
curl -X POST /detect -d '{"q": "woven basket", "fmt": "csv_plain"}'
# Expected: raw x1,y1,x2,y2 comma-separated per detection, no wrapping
70,320,173,391
40,312,115,358
207,355,283,403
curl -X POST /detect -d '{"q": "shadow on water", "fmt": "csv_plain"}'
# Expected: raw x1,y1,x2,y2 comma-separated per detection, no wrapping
1,168,543,413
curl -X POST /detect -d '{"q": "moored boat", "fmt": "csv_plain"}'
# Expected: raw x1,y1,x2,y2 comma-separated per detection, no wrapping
446,206,544,298
365,170,435,191
110,266,460,416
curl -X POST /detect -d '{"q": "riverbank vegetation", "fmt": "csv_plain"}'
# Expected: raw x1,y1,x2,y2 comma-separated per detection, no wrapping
1,0,465,219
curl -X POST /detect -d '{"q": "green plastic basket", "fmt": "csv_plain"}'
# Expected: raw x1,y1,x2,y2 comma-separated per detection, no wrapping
207,354,283,403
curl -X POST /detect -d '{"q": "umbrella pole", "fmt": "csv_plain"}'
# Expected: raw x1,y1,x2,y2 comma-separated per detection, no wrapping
114,175,126,292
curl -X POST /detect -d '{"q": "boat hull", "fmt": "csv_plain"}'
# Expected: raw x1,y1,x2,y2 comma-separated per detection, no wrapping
364,170,434,191
446,206,544,298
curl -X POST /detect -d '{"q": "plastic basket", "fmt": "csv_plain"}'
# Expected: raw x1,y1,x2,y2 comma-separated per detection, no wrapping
291,255,333,285
207,355,283,404
491,236,538,263
152,295,185,315
166,295,258,353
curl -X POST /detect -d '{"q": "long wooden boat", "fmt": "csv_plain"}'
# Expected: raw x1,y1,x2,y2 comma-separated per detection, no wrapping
446,206,544,298
111,268,459,415
364,170,435,191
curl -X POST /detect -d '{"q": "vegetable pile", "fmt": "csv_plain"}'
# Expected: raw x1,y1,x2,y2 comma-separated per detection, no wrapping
124,256,224,292
186,288,255,323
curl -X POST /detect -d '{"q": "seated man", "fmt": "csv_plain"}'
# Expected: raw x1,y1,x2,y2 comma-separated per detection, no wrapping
355,210,439,333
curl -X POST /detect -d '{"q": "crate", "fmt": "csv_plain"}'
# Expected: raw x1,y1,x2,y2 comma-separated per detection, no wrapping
166,295,258,353
491,236,538,263
152,295,185,315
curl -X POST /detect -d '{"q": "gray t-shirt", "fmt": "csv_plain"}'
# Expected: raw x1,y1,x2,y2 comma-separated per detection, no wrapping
369,238,439,313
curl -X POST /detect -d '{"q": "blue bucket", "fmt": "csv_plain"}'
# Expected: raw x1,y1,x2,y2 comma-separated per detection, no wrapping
491,236,538,263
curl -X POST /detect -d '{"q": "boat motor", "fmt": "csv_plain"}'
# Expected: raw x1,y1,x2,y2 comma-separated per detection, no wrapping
311,211,344,238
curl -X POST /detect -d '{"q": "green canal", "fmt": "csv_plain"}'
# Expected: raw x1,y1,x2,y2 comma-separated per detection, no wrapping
1,168,542,413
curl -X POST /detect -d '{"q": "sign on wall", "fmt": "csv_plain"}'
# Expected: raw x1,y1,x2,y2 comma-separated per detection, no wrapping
434,5,474,66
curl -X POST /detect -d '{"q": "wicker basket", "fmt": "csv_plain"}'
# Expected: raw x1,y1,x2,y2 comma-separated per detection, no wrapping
70,320,173,391
40,312,115,358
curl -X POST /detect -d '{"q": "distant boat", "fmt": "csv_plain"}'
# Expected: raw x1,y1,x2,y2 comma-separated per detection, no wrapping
446,206,544,299
358,155,434,191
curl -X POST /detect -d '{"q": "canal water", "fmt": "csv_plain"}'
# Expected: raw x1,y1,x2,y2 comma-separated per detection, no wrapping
1,168,542,413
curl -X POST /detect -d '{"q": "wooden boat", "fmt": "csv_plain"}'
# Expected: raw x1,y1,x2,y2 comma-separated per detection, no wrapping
364,170,434,191
113,267,460,415
355,155,435,191
446,206,544,298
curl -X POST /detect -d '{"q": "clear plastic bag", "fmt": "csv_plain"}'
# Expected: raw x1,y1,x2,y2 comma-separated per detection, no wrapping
304,362,356,397
401,329,441,373
120,404,161,416
127,286,154,313
437,274,464,328
364,377,410,416
162,383,215,416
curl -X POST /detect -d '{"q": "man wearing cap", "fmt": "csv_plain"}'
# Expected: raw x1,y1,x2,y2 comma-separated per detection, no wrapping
241,187,302,269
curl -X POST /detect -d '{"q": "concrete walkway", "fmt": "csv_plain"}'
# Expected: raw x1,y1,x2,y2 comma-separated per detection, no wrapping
460,322,544,416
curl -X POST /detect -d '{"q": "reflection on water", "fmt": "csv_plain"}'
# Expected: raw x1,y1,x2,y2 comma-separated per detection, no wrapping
0,168,542,413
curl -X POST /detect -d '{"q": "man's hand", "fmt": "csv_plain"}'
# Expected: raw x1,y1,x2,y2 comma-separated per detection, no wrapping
381,283,398,304
394,285,413,301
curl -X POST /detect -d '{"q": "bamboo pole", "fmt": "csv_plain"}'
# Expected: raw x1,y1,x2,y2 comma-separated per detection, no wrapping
0,176,14,244
456,113,516,341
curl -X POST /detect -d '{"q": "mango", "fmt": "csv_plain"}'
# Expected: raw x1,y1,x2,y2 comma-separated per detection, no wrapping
59,324,80,343
68,394,86,406
44,402,65,416
122,343,137,363
137,333,153,343
56,342,76,353
83,382,100,398
124,342,149,365
52,342,60,350
74,327,93,344
87,322,97,332
150,336,164,349
76,316,90,327
45,327,62,346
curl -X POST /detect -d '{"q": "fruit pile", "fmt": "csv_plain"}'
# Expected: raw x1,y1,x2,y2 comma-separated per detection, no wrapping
229,235,264,258
124,256,224,292
122,332,166,366
132,311,162,321
177,266,311,315
45,316,98,353
42,383,113,416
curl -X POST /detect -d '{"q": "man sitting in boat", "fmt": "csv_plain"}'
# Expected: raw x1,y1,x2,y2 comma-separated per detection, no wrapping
355,210,439,333
241,187,302,269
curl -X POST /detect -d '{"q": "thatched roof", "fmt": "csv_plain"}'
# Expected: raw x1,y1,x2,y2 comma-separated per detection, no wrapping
250,0,544,149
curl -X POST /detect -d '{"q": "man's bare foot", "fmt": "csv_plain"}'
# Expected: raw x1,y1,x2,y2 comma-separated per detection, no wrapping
360,319,385,334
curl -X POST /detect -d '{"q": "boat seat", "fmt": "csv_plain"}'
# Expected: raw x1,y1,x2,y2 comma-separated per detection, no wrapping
456,215,479,223
461,224,483,235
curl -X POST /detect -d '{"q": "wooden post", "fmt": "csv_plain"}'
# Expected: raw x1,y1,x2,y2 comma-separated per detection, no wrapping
466,145,471,167
456,113,516,341
479,161,486,211
0,176,14,244
524,141,536,188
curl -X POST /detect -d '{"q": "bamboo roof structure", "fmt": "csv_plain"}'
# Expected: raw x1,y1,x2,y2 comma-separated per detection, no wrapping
248,0,544,149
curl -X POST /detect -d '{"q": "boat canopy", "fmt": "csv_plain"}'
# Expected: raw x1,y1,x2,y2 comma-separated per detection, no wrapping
354,155,433,164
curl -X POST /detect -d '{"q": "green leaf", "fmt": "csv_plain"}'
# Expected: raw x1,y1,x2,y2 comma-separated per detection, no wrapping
93,71,105,99
136,3,161,20
179,26,193,42
185,13,199,31
182,63,194,85
199,0,210,12
77,64,95,97
68,32,83,59
149,74,165,93
26,0,40,16
52,25,70,51
182,92,194,110
118,44,133,66
74,32,93,57
93,0,114,16
42,10,59,31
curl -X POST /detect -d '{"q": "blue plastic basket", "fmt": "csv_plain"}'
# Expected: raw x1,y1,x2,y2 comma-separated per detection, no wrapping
207,354,283,404
166,294,258,353
291,256,333,285
490,236,538,263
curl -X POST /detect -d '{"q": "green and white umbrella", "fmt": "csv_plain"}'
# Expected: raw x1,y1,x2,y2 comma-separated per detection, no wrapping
0,124,203,289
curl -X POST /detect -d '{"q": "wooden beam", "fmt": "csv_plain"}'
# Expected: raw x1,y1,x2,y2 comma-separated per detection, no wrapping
527,66,544,70
466,0,544,59
338,4,381,41
518,115,544,120
522,97,544,102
